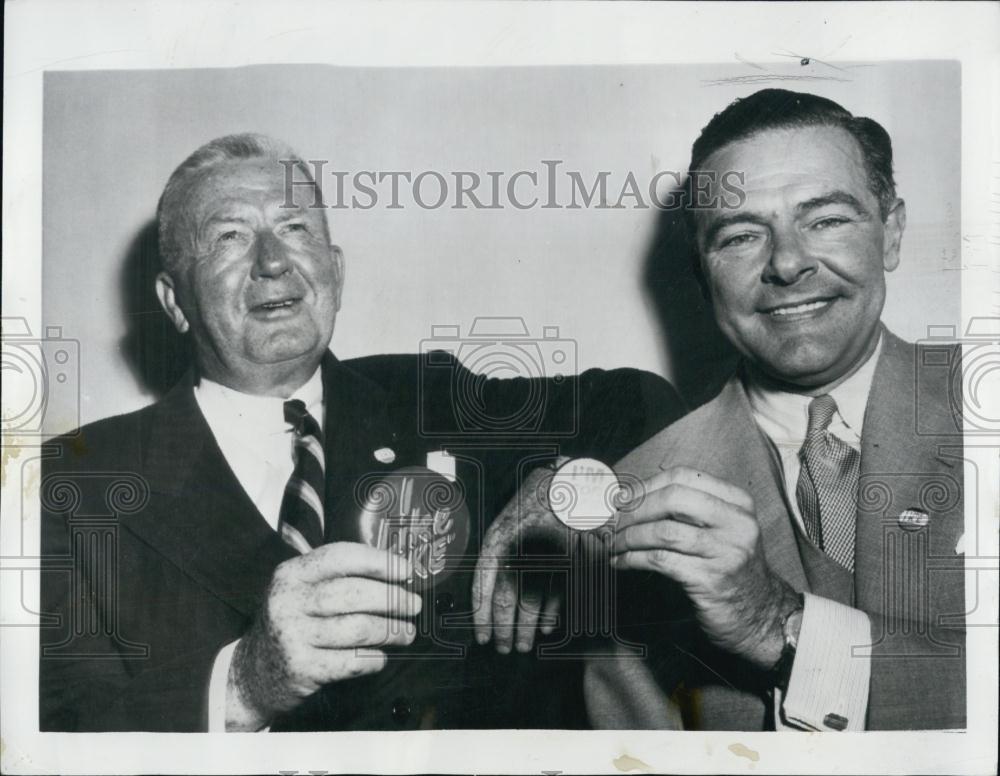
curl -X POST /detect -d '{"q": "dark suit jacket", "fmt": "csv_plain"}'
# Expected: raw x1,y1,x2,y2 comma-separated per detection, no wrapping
585,329,966,730
40,350,683,731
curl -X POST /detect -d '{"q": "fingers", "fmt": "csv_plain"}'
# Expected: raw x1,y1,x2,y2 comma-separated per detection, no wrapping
611,548,700,584
473,463,575,647
472,553,501,643
627,466,754,513
491,570,519,654
539,590,561,636
613,516,709,558
295,542,413,584
491,571,559,654
310,647,389,683
306,577,422,618
514,575,546,653
615,479,751,532
472,464,563,643
308,613,417,649
472,484,529,643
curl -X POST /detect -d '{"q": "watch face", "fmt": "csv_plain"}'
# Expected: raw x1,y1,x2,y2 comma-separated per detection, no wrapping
351,466,470,589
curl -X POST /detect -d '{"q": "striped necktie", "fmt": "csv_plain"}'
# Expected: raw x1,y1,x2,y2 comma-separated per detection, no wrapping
279,399,326,554
795,394,859,572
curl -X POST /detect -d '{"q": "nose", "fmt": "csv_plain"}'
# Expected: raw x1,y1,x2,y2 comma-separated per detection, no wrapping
762,228,816,286
250,231,293,280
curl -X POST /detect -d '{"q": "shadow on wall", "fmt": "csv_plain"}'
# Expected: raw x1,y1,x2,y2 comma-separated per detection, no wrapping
119,219,193,397
642,186,737,409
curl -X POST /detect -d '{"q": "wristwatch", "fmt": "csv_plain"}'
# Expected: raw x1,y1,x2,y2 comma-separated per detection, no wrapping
772,593,805,691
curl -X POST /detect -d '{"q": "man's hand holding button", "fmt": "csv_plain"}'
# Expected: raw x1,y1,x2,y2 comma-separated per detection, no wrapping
473,465,567,655
227,542,422,731
610,466,800,670
473,458,623,654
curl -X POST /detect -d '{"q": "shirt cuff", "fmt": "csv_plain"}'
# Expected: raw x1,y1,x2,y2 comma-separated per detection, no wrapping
208,640,240,732
776,592,871,731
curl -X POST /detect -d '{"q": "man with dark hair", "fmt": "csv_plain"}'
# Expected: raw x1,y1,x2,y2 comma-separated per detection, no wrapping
39,133,683,731
478,89,966,730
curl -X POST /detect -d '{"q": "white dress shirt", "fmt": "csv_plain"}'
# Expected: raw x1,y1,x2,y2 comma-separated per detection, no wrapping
194,369,325,529
745,337,881,731
193,367,325,732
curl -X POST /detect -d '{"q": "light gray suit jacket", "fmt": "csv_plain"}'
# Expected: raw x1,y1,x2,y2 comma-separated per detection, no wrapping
585,329,966,730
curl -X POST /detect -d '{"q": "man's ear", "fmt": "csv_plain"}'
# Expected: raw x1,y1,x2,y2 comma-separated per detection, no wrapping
155,271,190,334
330,244,345,311
882,198,906,273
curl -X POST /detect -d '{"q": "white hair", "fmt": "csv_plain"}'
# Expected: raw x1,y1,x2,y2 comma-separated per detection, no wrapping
156,133,325,271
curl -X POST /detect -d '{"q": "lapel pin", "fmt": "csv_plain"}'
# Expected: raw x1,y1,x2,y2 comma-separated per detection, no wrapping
898,508,930,531
374,447,396,464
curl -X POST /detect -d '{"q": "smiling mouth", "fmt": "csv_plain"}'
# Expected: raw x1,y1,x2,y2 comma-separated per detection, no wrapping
765,298,835,318
251,297,302,314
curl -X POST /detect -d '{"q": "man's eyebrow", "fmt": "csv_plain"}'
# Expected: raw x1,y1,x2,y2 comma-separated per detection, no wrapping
701,212,771,246
795,191,871,217
204,213,252,226
273,206,309,221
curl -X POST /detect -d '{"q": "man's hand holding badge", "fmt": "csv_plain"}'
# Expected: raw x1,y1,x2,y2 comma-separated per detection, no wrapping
230,449,471,730
474,460,799,671
229,544,422,731
610,466,799,670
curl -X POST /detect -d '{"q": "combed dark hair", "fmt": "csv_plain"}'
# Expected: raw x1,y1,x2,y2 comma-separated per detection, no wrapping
156,133,324,271
680,89,897,290
688,88,896,221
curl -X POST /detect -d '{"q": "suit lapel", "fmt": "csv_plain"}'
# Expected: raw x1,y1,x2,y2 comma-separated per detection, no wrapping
646,376,808,591
318,352,404,542
122,376,297,617
116,355,417,619
854,330,961,613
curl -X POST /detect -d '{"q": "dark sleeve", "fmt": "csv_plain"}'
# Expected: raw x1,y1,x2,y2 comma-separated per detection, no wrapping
557,366,685,463
350,351,685,458
472,362,686,462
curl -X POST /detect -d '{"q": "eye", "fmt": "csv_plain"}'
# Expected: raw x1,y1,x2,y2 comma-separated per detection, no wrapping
812,216,850,230
218,230,240,242
281,221,310,235
719,232,760,250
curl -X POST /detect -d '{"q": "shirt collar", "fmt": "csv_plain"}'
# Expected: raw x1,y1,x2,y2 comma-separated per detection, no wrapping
746,334,882,447
194,366,325,441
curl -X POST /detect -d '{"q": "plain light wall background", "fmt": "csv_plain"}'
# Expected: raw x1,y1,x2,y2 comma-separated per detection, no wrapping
42,60,961,432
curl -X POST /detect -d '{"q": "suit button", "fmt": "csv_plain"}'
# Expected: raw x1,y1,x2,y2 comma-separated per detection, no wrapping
898,509,930,531
434,592,455,612
391,697,411,725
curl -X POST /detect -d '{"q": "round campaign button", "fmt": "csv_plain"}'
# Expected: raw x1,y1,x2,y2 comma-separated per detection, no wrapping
352,466,470,590
547,457,624,531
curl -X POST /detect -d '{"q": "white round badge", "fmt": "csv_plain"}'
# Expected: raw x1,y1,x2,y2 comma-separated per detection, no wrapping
546,457,624,531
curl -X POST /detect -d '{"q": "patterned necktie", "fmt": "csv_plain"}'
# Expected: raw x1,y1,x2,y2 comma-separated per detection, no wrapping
278,399,326,554
795,394,859,572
